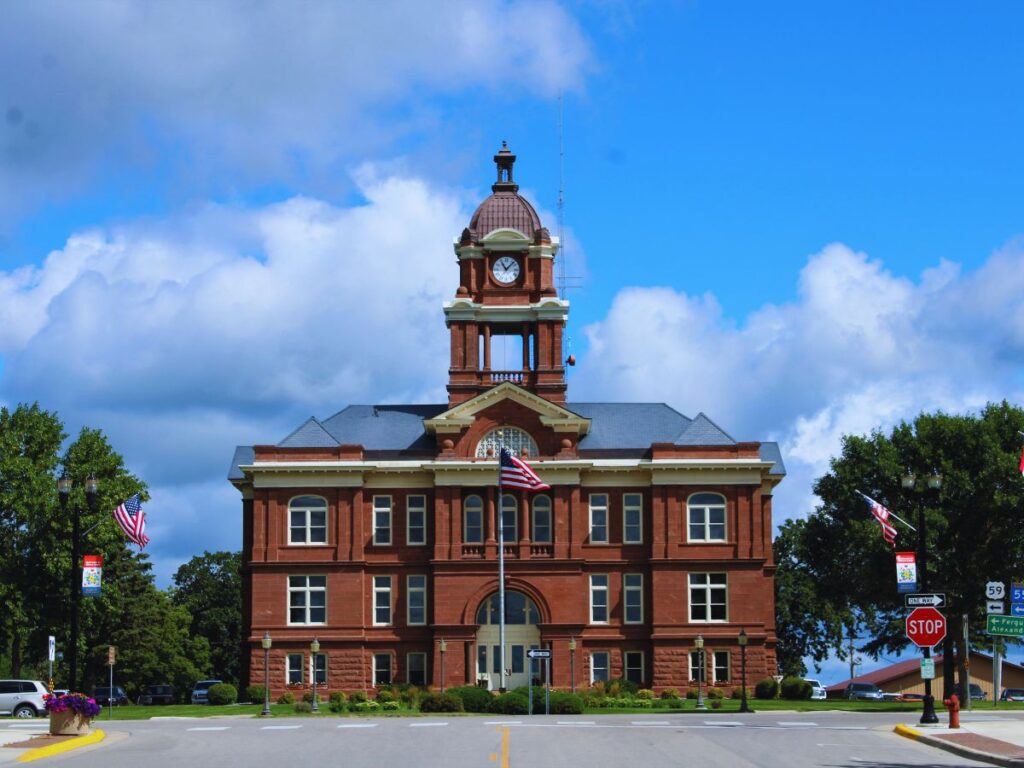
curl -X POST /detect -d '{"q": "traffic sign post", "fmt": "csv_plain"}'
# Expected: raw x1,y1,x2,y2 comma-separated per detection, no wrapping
907,607,947,648
525,649,552,715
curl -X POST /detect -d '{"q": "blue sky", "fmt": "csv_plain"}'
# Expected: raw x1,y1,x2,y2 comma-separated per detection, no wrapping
2,1,1023,685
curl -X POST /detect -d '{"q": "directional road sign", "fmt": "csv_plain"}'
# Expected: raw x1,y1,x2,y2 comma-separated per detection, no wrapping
526,649,551,659
989,600,1006,614
905,593,946,608
987,581,1006,600
987,614,1024,637
906,607,947,648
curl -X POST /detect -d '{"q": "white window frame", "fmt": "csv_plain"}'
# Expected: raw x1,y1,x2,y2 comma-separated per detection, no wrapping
688,572,728,622
713,650,730,683
532,494,552,543
373,575,392,626
288,575,326,625
373,653,392,686
407,574,426,625
624,651,645,685
464,494,483,543
590,574,609,624
623,493,643,544
623,573,643,624
406,495,426,546
406,652,427,685
590,651,610,683
373,496,392,545
288,495,328,545
589,493,608,544
687,492,727,542
286,653,304,685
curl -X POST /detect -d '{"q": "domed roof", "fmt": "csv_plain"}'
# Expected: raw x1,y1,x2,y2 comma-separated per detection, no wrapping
466,142,543,241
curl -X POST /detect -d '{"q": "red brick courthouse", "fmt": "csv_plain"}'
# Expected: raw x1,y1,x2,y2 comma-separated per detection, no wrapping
230,145,785,697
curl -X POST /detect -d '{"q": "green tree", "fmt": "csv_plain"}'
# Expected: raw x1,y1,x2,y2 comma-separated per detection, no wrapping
775,401,1024,688
172,551,242,685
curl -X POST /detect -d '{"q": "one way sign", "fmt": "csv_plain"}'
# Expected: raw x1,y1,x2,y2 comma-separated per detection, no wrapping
905,593,946,608
526,649,552,659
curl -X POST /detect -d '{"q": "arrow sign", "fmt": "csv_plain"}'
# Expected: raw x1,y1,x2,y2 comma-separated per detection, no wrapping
905,593,946,608
526,649,552,659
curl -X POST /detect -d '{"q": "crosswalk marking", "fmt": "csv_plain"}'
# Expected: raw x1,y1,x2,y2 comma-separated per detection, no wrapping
777,721,818,727
188,726,230,731
261,725,302,730
337,723,377,728
410,722,448,727
631,721,671,726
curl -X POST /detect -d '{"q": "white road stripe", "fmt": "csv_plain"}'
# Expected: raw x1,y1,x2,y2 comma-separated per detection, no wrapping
337,723,378,729
410,722,448,727
558,720,595,725
631,721,671,726
705,720,742,726
261,725,302,730
778,721,817,727
6,724,46,729
188,726,229,731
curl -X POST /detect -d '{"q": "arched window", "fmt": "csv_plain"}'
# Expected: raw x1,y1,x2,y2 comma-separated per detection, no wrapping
500,493,517,541
475,591,540,625
687,492,726,542
289,495,327,545
464,494,484,544
532,495,552,543
475,427,538,458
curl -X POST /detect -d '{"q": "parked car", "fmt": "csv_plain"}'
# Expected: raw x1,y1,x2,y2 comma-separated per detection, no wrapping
92,686,129,706
190,680,223,705
138,684,175,705
952,683,985,701
805,678,827,700
1000,688,1024,702
897,692,926,702
844,682,884,701
0,680,47,718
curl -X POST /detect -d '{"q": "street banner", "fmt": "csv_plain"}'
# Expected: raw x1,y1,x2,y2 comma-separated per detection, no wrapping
82,555,103,597
896,551,918,594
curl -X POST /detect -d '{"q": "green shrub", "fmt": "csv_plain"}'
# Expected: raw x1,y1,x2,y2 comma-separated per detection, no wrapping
399,686,420,707
419,692,464,713
780,676,812,700
636,689,656,700
302,691,318,704
207,683,237,705
245,685,265,704
710,698,723,709
708,687,724,700
754,678,779,700
685,688,698,700
349,700,380,712
605,677,639,696
449,685,493,713
661,688,680,700
730,687,751,700
329,691,347,706
348,691,368,704
293,701,312,713
667,697,685,709
276,691,295,705
550,692,584,714
376,688,395,703
488,692,529,714
381,700,401,711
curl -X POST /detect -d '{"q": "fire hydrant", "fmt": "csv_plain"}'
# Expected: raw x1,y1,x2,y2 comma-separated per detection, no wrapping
943,693,960,728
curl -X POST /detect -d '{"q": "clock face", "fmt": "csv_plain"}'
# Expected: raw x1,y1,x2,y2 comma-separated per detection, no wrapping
492,256,520,284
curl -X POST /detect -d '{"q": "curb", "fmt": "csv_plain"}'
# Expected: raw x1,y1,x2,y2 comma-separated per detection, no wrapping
16,729,105,763
893,724,1024,768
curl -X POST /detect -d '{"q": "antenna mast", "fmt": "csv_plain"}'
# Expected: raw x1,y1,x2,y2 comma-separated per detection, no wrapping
557,94,566,299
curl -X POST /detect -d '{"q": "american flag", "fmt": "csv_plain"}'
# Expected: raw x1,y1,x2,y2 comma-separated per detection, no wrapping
499,448,550,491
113,494,150,548
858,492,897,546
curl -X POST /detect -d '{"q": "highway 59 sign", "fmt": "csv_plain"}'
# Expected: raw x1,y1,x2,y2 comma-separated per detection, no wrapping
906,606,947,648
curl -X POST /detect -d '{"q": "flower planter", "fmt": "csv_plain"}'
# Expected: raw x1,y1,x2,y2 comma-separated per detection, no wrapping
49,709,91,736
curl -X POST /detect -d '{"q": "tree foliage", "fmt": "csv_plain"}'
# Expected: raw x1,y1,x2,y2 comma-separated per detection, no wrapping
171,551,242,685
775,401,1024,678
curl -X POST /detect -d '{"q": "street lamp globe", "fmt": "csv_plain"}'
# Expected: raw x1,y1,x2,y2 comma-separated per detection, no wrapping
262,632,272,651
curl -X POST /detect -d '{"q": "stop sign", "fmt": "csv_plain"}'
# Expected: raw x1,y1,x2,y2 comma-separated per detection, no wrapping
906,607,947,648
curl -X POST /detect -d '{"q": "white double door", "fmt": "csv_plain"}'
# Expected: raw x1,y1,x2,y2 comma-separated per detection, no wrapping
476,624,542,691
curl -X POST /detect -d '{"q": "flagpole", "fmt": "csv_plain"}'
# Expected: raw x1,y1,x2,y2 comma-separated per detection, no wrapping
498,448,506,693
855,490,917,531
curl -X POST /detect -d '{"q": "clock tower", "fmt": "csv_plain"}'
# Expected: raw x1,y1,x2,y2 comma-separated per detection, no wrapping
445,143,569,406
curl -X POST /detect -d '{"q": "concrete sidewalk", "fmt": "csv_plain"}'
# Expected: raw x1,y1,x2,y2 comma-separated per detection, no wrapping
896,717,1024,767
0,722,106,763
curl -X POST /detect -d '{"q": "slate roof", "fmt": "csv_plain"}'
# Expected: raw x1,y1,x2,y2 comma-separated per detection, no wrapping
229,400,785,480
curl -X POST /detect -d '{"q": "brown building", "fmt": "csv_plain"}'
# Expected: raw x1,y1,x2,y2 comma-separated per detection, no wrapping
229,144,786,697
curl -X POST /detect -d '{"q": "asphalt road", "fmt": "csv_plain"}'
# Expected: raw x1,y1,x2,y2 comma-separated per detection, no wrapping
7,711,1000,767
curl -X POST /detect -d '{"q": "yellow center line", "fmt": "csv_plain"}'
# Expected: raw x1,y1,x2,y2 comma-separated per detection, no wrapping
492,725,510,768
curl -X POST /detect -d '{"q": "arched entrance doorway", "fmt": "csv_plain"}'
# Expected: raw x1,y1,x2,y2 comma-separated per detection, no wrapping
475,591,542,691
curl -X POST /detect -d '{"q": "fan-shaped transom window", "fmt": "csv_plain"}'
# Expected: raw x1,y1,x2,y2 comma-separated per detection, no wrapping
475,427,538,458
476,591,540,625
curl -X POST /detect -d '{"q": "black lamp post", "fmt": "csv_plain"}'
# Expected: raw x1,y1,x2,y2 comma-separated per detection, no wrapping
738,629,752,713
439,638,447,694
568,637,576,694
695,635,706,709
902,470,941,725
261,632,272,716
310,637,320,712
58,472,98,693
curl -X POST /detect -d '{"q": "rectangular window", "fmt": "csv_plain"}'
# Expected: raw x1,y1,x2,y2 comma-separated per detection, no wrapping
689,573,728,622
591,652,610,683
407,652,426,686
287,653,303,685
373,496,392,545
624,651,644,685
688,495,727,542
589,494,608,544
464,497,483,544
477,646,487,676
288,575,326,625
623,493,643,544
407,575,426,625
623,573,643,624
289,502,327,545
511,645,524,674
311,653,327,685
373,653,392,686
407,495,426,545
501,495,517,541
532,497,552,543
713,651,730,683
374,576,392,626
689,650,705,682
590,574,609,623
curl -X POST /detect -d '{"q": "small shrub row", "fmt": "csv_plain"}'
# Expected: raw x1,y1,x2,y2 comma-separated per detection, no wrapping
207,683,237,705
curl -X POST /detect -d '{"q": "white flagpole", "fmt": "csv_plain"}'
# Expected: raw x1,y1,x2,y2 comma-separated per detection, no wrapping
498,448,506,693
855,490,917,531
